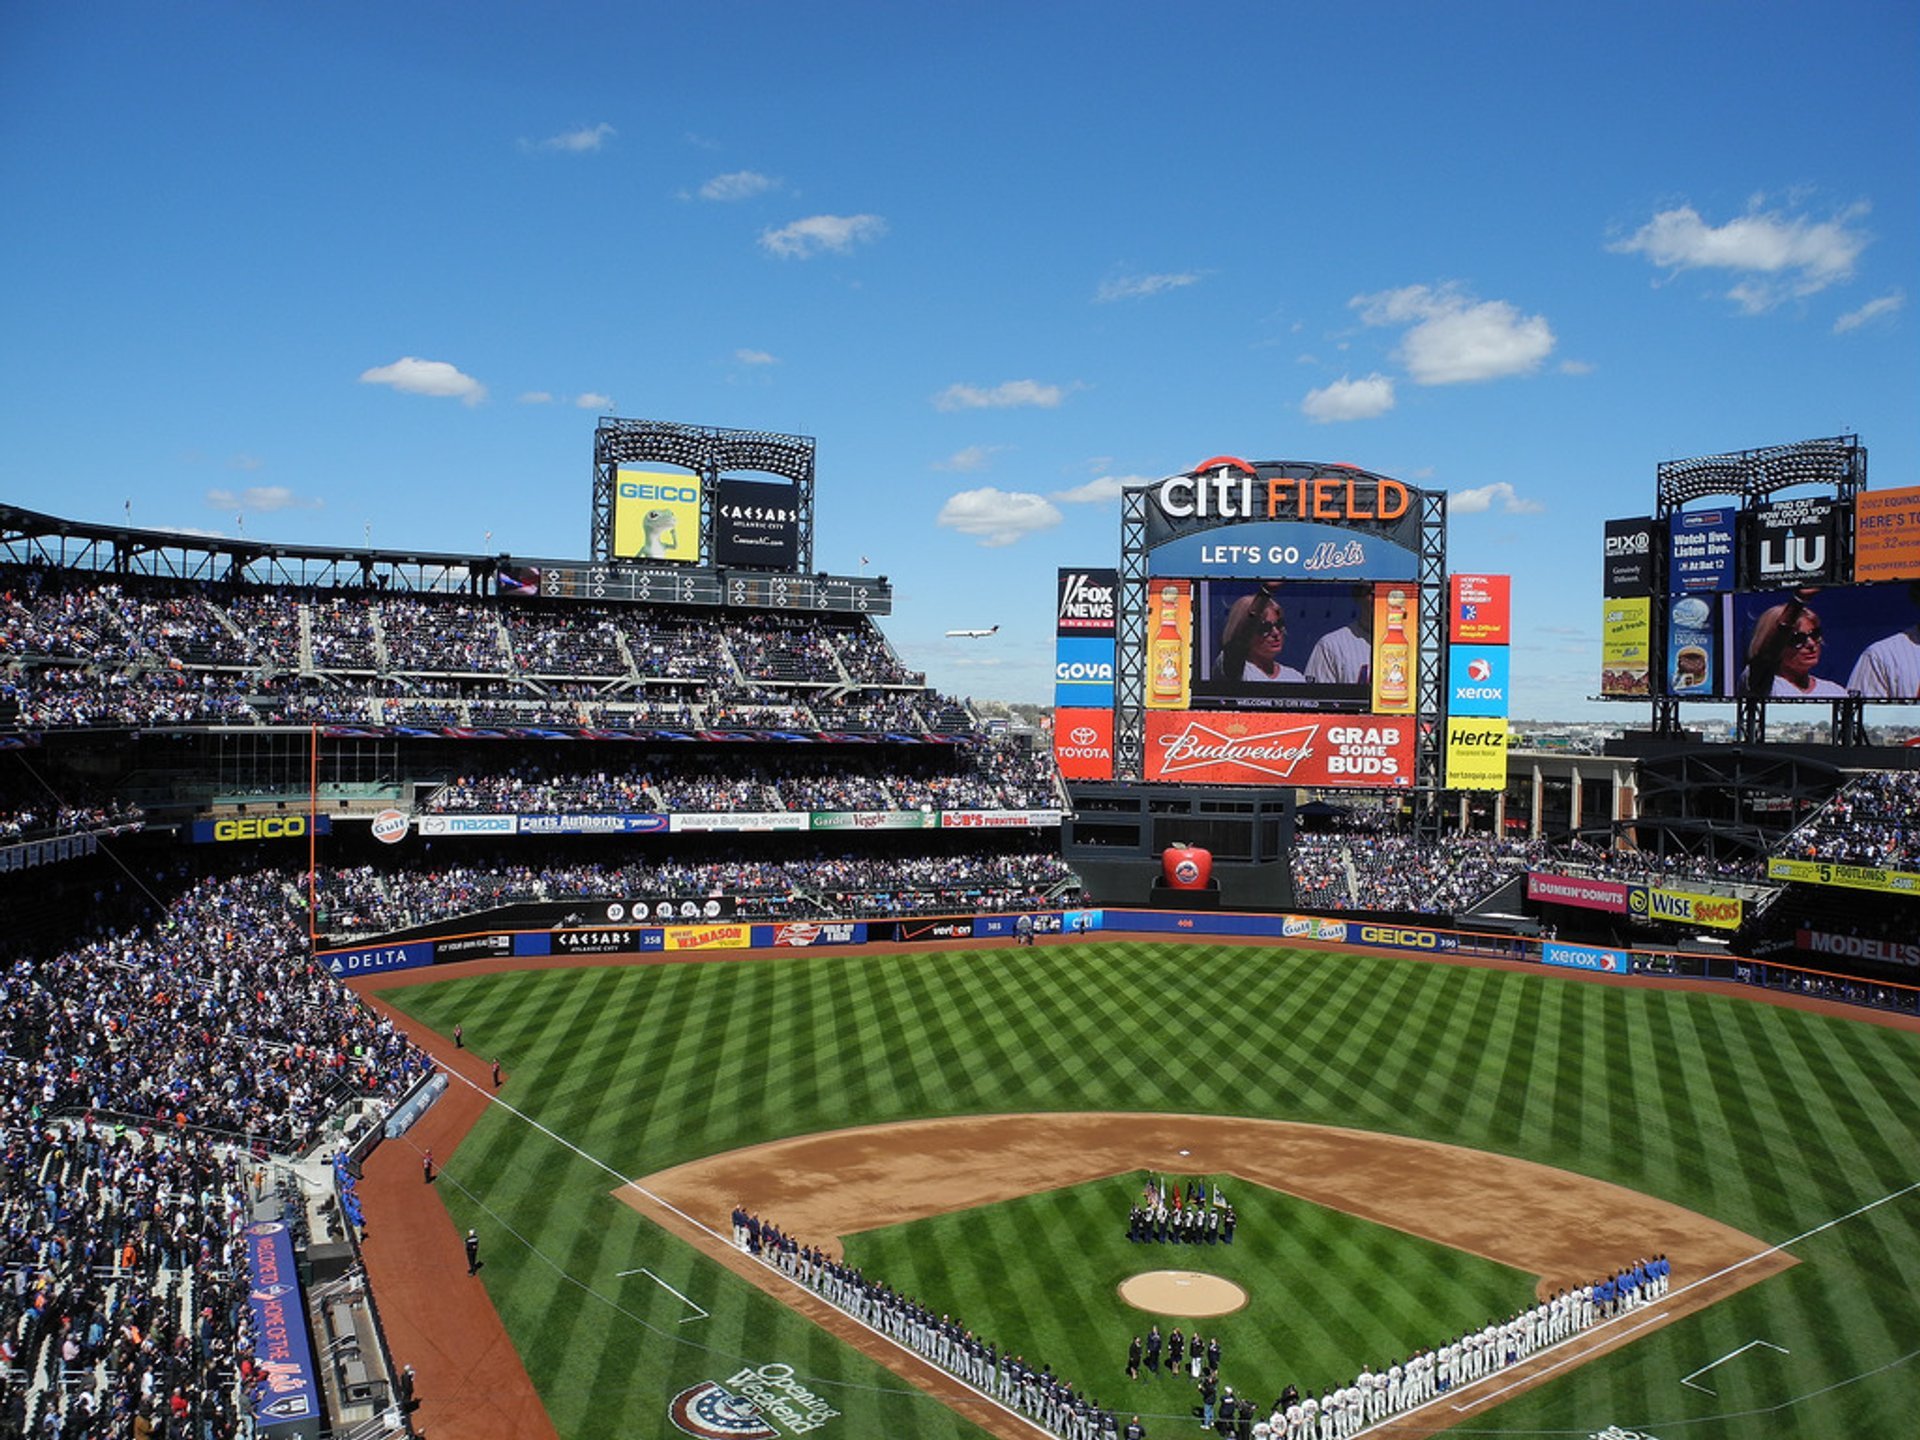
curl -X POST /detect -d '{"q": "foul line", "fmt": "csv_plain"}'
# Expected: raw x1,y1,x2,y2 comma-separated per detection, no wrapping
1449,1309,1673,1412
615,1266,709,1322
1680,1338,1788,1395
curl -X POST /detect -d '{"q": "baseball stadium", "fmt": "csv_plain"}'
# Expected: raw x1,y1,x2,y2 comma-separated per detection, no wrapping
2,425,1918,1440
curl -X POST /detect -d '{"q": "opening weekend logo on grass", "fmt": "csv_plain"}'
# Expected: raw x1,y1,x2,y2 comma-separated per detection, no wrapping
670,1364,840,1437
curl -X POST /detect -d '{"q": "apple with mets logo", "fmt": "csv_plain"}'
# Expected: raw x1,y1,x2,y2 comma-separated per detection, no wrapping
1162,843,1213,890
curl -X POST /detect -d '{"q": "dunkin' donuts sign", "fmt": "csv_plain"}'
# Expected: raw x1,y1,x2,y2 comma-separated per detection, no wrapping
1143,711,1414,788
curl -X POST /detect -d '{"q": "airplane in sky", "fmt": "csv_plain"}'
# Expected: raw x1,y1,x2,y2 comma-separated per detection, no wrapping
944,624,999,638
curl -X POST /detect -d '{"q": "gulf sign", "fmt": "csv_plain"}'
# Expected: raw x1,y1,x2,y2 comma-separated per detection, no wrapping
1054,635,1116,707
1447,645,1510,716
1449,574,1511,644
1143,711,1413,787
614,467,701,563
1052,706,1114,781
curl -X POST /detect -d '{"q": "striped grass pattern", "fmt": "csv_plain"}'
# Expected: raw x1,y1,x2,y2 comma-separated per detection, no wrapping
379,943,1920,1439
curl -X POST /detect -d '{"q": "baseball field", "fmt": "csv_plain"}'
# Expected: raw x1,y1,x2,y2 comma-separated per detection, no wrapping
366,938,1920,1440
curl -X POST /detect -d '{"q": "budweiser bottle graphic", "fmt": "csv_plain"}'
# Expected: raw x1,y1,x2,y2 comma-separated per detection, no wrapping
1151,586,1185,701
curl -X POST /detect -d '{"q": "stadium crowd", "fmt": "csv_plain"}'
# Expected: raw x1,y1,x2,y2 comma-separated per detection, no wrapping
1289,831,1553,914
1776,769,1920,869
0,866,436,1437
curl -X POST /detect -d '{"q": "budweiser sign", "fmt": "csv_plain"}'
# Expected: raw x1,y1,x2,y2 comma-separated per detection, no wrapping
1144,711,1412,788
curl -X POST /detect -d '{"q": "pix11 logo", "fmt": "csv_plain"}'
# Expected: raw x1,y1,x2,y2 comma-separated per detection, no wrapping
668,1380,778,1440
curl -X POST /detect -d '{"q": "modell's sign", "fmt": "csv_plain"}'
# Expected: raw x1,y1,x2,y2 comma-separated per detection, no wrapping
1056,568,1117,635
1143,711,1413,788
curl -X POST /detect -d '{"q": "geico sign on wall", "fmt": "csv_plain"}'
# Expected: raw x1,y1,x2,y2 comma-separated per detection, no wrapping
1052,706,1114,781
1143,711,1414,787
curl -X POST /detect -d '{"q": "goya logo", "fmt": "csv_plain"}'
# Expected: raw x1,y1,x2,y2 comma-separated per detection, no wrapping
667,1381,777,1440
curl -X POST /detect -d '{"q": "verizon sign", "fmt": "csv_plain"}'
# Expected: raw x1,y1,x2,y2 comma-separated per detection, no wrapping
1143,711,1413,787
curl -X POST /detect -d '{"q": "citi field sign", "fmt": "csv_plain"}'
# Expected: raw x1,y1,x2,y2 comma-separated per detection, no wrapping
1142,456,1424,579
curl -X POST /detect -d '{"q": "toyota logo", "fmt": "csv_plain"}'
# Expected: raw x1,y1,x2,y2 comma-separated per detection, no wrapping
1070,726,1098,745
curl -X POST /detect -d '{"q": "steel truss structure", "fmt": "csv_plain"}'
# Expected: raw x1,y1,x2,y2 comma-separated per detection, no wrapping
590,417,815,572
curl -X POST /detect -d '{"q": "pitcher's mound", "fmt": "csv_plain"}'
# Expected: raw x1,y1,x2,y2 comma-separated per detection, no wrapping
1117,1270,1248,1317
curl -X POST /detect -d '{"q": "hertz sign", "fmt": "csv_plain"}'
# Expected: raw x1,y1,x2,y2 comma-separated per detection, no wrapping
193,815,331,844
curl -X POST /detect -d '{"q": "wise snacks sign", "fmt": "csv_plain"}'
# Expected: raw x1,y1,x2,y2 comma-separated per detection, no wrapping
1143,711,1413,787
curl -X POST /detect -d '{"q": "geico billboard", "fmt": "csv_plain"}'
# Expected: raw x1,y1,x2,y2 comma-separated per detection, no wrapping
1143,710,1413,788
193,814,331,844
613,467,701,562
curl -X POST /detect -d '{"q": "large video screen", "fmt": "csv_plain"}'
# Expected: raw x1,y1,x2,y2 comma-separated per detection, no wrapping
1664,582,1920,700
1180,579,1417,714
613,467,701,563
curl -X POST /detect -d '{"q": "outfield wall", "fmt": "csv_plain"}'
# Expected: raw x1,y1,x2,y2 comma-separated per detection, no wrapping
318,908,1920,1018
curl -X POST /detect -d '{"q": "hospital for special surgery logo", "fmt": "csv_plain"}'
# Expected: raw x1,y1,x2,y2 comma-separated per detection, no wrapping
668,1381,778,1440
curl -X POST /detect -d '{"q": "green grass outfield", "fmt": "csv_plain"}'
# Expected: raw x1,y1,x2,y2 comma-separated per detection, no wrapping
376,941,1920,1440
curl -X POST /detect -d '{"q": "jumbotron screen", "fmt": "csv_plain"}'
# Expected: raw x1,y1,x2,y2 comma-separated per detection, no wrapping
1139,577,1418,788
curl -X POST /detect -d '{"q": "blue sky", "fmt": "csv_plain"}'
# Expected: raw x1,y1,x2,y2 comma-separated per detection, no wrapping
3,2,1914,719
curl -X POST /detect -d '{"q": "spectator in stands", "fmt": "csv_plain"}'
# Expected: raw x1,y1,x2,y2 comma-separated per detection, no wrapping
1741,599,1848,699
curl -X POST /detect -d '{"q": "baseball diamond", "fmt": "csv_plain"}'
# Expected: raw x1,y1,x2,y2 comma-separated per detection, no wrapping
355,935,1920,1440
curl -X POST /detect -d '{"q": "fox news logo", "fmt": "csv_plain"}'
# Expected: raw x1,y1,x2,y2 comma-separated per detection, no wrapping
1057,570,1116,631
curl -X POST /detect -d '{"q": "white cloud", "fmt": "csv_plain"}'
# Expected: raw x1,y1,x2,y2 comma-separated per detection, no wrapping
228,453,265,472
1050,475,1144,505
1301,373,1396,423
1353,285,1554,384
1095,271,1201,303
1558,359,1595,375
518,391,554,405
1609,200,1868,311
935,487,1063,547
574,392,612,410
1833,290,1905,334
734,349,779,366
759,213,887,258
933,379,1072,412
700,170,778,201
530,123,615,153
1450,481,1545,516
933,445,1006,473
358,357,487,405
206,485,319,513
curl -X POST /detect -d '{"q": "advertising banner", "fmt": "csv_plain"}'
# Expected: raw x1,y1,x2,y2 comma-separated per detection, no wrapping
244,1221,321,1427
191,814,331,844
1795,928,1920,969
433,933,515,962
1143,581,1193,710
1745,498,1844,588
1603,517,1660,597
1526,872,1631,913
670,812,811,833
1143,711,1414,787
713,477,800,569
1601,598,1653,697
973,913,1063,937
519,814,668,835
664,924,752,952
613,467,701,562
1854,485,1920,583
759,921,867,948
320,940,434,977
1669,508,1737,592
417,815,519,837
1664,594,1726,697
1447,645,1510,717
1052,706,1115,781
808,811,932,831
1147,522,1418,581
896,917,975,942
1186,580,1374,714
938,809,1064,828
1369,586,1417,715
1626,885,1743,930
1449,574,1511,644
1281,915,1350,942
1443,717,1508,791
1541,941,1632,974
1729,584,1920,701
1352,922,1456,954
1056,568,1118,635
551,927,647,955
1054,633,1117,708
1768,857,1920,896
1141,462,1419,553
